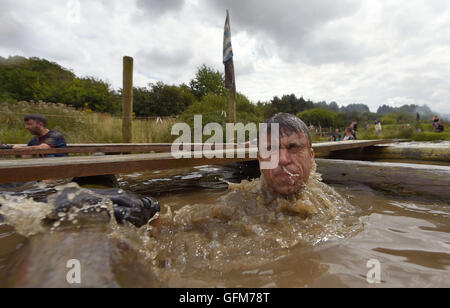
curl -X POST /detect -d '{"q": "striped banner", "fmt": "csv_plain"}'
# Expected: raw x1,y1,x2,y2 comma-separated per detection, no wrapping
223,10,233,64
223,10,234,90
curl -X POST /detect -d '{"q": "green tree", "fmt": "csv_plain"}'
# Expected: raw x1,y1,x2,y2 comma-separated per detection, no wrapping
297,108,339,128
269,94,315,114
0,56,120,114
189,64,226,100
340,103,370,113
256,101,276,120
182,92,260,126
133,82,196,117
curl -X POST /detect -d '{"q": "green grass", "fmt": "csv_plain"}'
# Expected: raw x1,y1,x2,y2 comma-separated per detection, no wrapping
0,100,176,144
2,100,449,144
310,121,449,142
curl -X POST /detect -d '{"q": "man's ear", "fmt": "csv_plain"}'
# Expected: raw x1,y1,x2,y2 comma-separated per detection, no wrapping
310,148,315,158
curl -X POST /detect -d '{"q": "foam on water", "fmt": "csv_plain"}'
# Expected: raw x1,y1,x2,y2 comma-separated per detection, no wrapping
0,164,363,287
110,164,363,285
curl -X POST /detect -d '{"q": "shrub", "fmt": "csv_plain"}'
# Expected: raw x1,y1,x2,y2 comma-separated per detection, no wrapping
297,108,339,128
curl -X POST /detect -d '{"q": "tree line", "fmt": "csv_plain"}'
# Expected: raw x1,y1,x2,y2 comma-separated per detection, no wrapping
0,55,436,128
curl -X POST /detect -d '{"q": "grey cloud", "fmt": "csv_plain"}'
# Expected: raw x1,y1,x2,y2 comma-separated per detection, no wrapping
136,47,194,81
0,15,24,49
294,37,367,65
0,1,30,51
204,0,362,64
136,0,186,18
137,47,193,67
235,61,255,77
0,1,69,57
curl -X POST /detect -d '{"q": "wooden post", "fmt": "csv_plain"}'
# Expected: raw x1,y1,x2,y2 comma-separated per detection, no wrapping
122,56,133,143
228,69,237,124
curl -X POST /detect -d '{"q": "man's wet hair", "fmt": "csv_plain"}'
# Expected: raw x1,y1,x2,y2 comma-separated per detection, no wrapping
265,113,312,147
24,114,47,127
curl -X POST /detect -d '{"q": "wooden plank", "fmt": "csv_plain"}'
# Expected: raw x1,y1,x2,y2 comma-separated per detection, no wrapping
0,144,173,156
319,142,450,163
316,158,450,200
0,140,397,184
312,139,395,152
0,140,395,156
0,143,240,156
0,148,259,184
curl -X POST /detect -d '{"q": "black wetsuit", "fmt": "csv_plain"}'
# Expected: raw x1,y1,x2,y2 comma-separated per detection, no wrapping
0,187,160,228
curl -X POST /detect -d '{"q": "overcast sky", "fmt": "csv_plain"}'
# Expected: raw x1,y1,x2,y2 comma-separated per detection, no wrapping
1,0,449,113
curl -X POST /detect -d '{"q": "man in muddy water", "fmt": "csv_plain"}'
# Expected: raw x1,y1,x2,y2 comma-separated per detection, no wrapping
258,113,315,197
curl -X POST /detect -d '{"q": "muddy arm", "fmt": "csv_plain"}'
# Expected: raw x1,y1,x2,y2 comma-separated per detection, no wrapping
91,188,160,227
49,187,160,228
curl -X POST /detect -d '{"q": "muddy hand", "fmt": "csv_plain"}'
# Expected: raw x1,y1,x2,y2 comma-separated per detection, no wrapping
0,144,13,150
91,189,160,228
48,187,111,222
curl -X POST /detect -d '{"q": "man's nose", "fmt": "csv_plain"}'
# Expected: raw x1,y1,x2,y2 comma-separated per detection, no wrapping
278,148,290,166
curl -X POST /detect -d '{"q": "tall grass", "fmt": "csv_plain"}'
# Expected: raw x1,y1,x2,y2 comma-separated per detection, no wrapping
2,100,449,144
309,121,449,142
357,122,450,141
0,100,175,144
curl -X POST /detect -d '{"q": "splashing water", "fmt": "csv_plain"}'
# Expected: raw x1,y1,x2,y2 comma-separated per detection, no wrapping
0,195,52,237
0,164,362,287
110,164,362,286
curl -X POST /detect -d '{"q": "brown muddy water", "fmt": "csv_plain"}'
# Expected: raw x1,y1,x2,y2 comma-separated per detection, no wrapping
0,162,449,288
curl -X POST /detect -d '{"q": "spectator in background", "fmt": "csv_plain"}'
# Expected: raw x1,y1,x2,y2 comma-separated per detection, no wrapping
350,120,358,139
343,127,355,141
374,119,382,134
415,113,423,132
330,129,341,142
432,115,440,132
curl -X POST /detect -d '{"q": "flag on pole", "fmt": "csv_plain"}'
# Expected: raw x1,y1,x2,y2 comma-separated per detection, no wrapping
223,10,234,90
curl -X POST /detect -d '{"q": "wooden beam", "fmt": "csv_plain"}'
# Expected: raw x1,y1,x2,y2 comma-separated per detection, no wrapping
316,158,450,200
0,143,243,156
325,145,450,163
312,139,395,153
0,148,259,184
0,140,395,156
0,144,175,156
0,140,397,183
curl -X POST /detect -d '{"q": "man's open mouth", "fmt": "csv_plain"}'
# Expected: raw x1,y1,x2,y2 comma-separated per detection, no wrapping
282,166,300,177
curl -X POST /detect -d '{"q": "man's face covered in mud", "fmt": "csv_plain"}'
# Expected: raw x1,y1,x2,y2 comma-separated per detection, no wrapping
259,128,315,196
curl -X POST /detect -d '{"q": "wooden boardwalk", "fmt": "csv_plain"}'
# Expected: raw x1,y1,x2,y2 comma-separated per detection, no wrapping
0,140,395,184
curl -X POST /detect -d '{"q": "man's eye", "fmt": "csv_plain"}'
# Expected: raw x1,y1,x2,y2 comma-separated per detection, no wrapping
288,144,302,152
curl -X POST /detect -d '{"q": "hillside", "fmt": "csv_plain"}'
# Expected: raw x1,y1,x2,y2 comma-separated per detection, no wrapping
0,56,121,114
